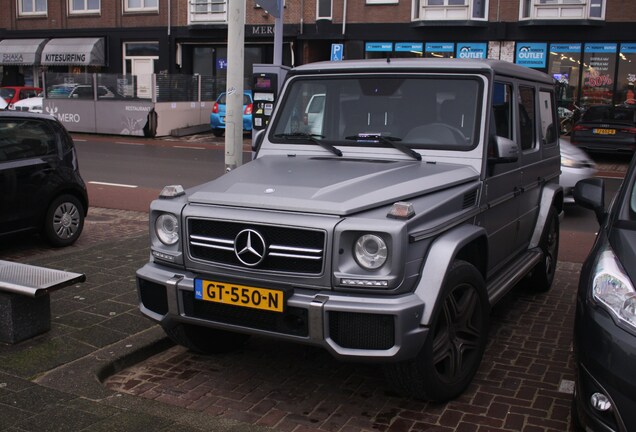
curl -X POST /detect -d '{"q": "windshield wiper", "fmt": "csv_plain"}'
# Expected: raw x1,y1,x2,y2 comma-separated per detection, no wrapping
345,134,422,161
274,132,342,157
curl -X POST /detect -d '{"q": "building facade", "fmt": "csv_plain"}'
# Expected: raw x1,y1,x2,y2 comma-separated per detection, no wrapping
1,0,635,108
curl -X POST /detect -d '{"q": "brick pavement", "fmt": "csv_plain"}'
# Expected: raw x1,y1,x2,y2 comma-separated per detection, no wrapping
104,263,581,431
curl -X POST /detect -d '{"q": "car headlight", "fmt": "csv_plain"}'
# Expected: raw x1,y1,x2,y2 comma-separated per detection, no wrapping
354,234,388,270
155,213,179,245
592,245,636,330
561,155,584,168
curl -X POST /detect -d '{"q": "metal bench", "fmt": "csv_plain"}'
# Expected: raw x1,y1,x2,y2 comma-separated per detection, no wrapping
0,260,86,344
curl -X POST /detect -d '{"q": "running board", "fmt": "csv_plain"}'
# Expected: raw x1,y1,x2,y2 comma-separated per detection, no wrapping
487,249,543,305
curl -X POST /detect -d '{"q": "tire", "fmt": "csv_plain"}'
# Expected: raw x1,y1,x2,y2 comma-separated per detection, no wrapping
212,128,224,137
163,323,250,354
43,194,85,247
384,260,489,402
528,206,559,292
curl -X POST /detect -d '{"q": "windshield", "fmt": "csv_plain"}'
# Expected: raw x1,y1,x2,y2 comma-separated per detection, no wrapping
0,88,16,100
270,75,482,149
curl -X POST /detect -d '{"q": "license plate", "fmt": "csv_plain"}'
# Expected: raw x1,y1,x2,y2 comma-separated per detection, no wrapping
194,279,284,312
593,128,616,135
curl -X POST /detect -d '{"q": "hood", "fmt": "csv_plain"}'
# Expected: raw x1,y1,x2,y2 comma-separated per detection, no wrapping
188,155,479,215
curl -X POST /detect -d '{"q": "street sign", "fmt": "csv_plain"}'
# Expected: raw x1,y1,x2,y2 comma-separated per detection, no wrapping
331,44,343,61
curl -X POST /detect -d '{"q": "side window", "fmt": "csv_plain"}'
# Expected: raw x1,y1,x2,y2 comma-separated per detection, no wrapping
539,90,557,146
492,82,513,139
0,120,56,161
518,86,536,151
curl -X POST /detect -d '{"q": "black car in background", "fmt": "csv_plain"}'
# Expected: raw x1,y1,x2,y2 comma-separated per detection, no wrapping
0,111,88,247
570,104,636,154
571,158,636,431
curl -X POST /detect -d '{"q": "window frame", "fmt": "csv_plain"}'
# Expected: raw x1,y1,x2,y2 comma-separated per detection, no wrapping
417,0,489,21
124,0,158,13
18,0,47,16
316,0,332,20
69,0,100,14
519,0,605,20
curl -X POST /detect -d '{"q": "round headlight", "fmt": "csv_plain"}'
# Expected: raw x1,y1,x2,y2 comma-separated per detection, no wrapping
354,234,388,270
156,214,179,245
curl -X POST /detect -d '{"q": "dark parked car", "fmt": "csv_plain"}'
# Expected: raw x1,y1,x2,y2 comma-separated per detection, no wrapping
0,111,88,247
571,158,636,431
570,104,636,153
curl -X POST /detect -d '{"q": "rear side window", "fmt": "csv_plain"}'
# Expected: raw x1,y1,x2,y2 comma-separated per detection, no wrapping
539,90,557,146
0,119,57,162
518,86,536,151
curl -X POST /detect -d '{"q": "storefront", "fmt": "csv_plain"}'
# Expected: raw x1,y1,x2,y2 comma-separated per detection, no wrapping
0,38,48,86
41,37,106,73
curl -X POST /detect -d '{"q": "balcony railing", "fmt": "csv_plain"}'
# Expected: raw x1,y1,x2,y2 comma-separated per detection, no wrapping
189,0,227,24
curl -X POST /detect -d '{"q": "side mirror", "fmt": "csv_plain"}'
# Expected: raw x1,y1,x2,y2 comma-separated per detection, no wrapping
489,136,518,164
573,178,606,224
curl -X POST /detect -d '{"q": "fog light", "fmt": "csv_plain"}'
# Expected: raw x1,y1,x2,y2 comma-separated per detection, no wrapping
590,392,612,412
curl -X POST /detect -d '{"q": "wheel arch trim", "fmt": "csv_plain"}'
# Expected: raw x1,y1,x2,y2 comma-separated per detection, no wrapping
414,224,488,325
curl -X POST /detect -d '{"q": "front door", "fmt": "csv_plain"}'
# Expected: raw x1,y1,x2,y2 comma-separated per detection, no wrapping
132,58,154,99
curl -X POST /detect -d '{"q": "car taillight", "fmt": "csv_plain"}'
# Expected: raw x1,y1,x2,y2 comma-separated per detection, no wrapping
212,102,219,114
572,125,590,132
244,104,252,115
619,127,636,134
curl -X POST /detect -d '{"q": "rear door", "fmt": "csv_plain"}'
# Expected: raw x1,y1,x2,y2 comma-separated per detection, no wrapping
0,118,59,234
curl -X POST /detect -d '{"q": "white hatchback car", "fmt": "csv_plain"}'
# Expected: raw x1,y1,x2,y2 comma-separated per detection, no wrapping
560,138,597,203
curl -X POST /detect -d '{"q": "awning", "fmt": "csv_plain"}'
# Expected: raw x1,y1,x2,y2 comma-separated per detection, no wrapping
41,37,105,66
0,38,48,65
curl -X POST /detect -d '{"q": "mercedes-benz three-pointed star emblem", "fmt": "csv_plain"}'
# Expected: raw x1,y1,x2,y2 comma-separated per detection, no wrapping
234,229,267,266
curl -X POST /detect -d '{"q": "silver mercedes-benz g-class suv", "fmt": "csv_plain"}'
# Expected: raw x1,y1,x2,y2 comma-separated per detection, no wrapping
137,58,562,402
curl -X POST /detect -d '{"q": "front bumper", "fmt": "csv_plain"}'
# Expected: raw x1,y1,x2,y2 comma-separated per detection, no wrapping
136,261,428,362
572,299,636,432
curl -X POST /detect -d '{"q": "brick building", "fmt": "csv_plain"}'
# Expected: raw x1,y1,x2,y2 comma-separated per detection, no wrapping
0,0,635,108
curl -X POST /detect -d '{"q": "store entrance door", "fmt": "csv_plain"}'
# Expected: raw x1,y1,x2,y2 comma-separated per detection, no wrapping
132,58,154,99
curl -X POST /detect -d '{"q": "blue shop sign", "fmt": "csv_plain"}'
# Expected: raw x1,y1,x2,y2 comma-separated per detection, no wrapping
585,43,617,53
395,43,423,53
425,42,454,53
456,43,487,59
365,42,393,52
516,43,547,68
620,43,636,54
550,43,581,53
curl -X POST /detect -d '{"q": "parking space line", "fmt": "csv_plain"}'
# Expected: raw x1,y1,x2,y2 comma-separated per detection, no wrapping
89,181,138,188
115,141,145,146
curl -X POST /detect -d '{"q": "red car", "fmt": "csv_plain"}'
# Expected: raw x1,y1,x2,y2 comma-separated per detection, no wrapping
0,86,42,110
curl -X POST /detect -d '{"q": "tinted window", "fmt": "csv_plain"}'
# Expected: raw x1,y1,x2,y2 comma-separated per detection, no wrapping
492,82,513,139
0,119,56,161
539,90,557,146
518,86,536,151
582,106,636,124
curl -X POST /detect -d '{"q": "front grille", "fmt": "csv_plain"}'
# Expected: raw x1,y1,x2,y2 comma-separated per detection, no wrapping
328,311,395,350
183,292,308,336
188,218,325,274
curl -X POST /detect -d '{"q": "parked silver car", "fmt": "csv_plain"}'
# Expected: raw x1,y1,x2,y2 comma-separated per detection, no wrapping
137,59,563,402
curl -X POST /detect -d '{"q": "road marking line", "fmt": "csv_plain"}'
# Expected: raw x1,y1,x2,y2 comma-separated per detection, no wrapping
89,181,138,188
73,138,87,142
174,145,206,150
115,141,145,146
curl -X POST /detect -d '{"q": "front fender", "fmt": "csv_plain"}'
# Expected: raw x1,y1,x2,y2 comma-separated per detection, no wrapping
413,224,487,325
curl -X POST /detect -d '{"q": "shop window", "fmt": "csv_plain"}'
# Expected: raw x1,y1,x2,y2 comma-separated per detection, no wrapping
19,0,47,15
581,43,617,108
548,43,581,112
417,0,488,21
520,0,605,20
69,0,99,14
617,44,636,106
124,0,158,12
317,0,331,20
